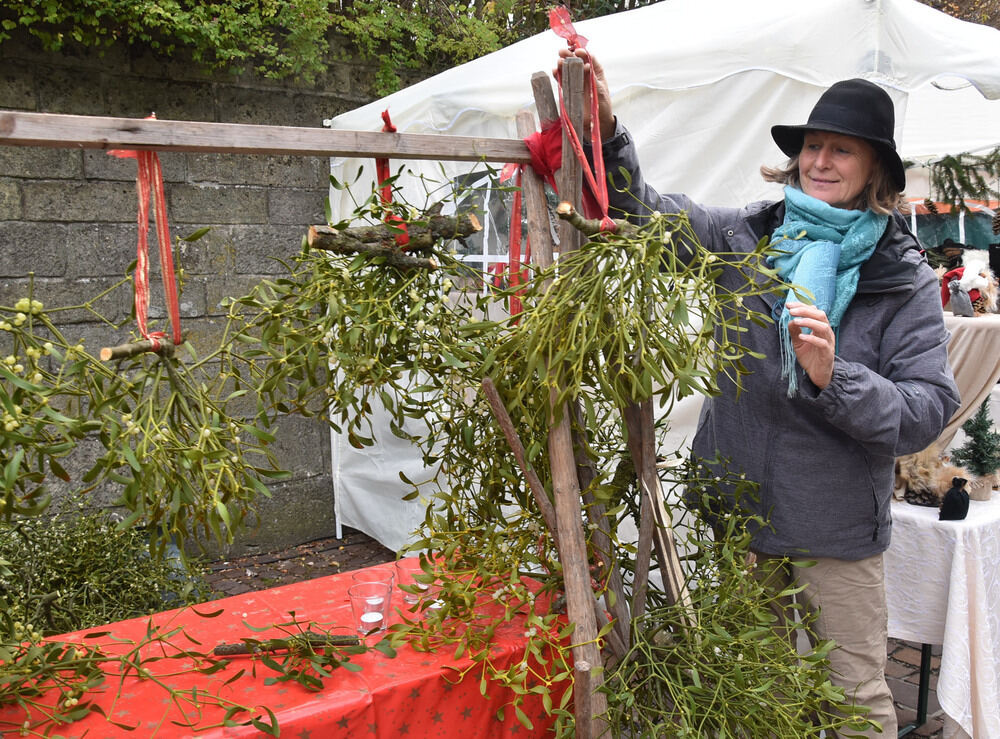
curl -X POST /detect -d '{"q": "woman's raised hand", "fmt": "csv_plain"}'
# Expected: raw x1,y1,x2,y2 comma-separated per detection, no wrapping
786,302,836,391
555,48,615,142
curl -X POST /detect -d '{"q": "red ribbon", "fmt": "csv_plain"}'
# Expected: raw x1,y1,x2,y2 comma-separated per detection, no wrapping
495,9,618,315
548,7,616,233
498,165,531,317
375,110,409,247
549,5,588,50
108,120,182,349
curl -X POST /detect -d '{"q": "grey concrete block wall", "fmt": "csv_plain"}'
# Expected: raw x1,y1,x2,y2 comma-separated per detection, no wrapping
0,31,386,556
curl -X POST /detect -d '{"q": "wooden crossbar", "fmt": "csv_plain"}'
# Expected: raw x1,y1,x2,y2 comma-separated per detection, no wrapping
0,111,532,163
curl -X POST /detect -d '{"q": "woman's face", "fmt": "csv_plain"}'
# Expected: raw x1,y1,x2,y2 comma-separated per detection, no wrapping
798,131,877,209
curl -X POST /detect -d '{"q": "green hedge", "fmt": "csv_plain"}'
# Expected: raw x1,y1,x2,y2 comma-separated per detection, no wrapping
0,0,660,94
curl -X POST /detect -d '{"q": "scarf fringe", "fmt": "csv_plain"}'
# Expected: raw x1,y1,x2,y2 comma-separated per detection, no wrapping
775,303,798,397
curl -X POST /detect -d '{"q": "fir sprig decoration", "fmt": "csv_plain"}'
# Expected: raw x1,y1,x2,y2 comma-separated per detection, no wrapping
952,397,1000,477
929,147,1000,215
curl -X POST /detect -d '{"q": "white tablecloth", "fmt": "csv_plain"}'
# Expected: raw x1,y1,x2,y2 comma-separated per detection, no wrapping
939,313,1000,451
886,494,1000,738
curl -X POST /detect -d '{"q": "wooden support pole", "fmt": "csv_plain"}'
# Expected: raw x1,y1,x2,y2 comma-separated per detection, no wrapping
516,107,608,737
0,111,532,163
640,401,693,624
571,402,632,661
548,394,609,738
622,402,656,619
530,71,560,127
481,376,560,546
100,337,176,361
531,74,632,655
558,58,585,256
623,400,695,627
514,111,555,274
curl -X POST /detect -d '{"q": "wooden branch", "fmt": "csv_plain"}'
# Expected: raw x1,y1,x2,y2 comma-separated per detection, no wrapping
556,201,634,237
481,377,560,545
623,400,695,628
100,337,176,362
308,212,481,255
570,402,631,660
213,632,359,656
307,227,440,270
0,111,532,163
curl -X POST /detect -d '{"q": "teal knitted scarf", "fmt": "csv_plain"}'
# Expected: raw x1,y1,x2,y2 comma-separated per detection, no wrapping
769,186,888,396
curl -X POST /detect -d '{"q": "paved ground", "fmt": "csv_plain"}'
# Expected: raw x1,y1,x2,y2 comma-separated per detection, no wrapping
204,529,945,737
204,527,395,596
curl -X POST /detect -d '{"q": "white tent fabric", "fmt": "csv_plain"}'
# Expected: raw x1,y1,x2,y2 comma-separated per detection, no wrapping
326,0,1000,553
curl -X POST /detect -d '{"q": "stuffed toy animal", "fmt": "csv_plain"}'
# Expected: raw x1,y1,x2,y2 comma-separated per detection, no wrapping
895,449,970,506
939,248,999,315
949,279,977,316
959,249,998,311
939,476,970,521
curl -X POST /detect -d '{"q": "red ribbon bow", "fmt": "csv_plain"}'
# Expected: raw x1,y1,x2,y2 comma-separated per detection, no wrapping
108,116,182,350
549,5,589,50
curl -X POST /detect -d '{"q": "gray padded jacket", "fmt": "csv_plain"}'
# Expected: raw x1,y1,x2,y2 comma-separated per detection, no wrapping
598,123,961,560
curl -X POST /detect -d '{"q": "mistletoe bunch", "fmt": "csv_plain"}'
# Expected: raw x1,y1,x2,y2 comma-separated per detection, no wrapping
0,273,288,555
220,169,867,736
2,167,873,736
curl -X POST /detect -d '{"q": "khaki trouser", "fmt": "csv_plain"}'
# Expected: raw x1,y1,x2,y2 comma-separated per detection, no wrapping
751,551,898,738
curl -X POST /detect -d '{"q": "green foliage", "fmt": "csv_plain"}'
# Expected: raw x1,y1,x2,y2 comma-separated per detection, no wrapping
0,498,210,640
602,480,870,737
952,397,1000,476
0,0,335,83
218,165,853,736
1,163,851,735
0,611,382,734
0,276,290,555
0,0,660,94
929,146,1000,214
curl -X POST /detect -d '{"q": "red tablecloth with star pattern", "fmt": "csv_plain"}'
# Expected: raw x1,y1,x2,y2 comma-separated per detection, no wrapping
0,562,566,738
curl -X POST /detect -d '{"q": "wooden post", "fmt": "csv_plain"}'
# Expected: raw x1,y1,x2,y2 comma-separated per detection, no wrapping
532,69,633,654
0,111,532,163
571,404,632,660
481,376,560,545
531,71,560,127
558,58,585,256
516,108,608,737
530,74,631,656
623,400,695,627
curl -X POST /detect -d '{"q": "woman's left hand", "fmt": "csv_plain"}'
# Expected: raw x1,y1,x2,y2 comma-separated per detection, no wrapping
787,301,835,390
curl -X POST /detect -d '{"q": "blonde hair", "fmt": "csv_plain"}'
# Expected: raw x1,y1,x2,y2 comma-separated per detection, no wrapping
760,154,903,215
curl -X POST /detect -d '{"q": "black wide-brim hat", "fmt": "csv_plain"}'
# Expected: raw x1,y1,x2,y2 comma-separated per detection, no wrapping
771,78,906,192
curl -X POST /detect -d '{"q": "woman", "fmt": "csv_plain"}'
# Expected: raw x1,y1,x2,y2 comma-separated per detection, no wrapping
561,49,961,736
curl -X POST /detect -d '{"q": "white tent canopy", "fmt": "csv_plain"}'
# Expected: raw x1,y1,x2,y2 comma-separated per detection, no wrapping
329,0,1000,210
327,0,1000,551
